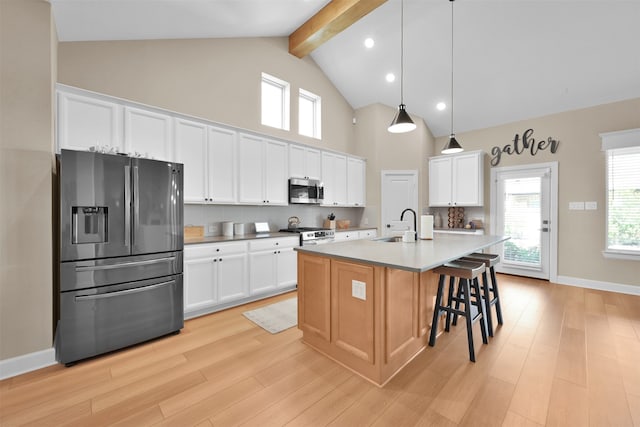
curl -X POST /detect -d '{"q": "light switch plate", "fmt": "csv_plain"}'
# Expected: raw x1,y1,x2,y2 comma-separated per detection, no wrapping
569,202,585,210
352,280,366,301
585,201,597,210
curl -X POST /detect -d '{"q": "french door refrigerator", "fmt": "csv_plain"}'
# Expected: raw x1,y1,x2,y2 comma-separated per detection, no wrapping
56,149,184,365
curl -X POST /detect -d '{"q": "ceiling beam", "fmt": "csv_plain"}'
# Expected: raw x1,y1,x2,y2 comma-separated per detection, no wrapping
289,0,388,58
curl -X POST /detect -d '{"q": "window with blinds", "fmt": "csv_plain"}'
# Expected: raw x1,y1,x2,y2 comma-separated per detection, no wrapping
606,146,640,254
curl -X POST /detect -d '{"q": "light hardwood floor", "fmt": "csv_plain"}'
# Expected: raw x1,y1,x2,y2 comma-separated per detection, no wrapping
1,274,639,426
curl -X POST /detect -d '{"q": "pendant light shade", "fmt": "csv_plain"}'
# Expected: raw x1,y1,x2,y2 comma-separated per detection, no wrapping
442,134,463,154
441,0,464,154
388,104,416,133
388,0,416,134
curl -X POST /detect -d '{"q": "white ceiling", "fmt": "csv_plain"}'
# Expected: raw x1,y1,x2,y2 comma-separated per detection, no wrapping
50,0,640,137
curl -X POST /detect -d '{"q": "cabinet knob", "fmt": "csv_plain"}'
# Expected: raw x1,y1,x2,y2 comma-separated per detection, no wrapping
216,248,220,252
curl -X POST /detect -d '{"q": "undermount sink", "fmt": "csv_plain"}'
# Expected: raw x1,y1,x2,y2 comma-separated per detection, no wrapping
374,236,404,242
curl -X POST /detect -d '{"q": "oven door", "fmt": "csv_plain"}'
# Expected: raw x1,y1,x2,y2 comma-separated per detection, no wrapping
55,274,183,364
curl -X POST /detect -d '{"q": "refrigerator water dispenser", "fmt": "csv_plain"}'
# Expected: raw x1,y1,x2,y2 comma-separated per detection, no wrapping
72,206,108,244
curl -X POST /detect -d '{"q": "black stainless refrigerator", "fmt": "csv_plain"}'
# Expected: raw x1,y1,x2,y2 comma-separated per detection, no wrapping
56,149,184,365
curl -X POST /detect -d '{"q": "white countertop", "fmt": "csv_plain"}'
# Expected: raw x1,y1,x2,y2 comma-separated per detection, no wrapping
295,233,509,272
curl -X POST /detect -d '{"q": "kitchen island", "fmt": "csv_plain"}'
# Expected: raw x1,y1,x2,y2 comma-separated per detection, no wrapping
295,233,508,386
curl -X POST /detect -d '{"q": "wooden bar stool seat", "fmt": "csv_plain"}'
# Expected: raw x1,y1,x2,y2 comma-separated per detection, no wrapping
460,253,503,337
428,260,488,362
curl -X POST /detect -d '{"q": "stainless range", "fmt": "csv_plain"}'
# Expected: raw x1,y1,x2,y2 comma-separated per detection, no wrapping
279,227,335,246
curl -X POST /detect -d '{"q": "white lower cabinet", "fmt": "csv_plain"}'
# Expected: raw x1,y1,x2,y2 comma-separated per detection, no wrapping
358,229,378,239
184,241,248,315
334,228,377,242
249,237,299,295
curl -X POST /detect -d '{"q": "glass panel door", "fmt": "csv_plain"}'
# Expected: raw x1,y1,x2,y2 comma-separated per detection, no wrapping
495,167,551,279
503,177,542,267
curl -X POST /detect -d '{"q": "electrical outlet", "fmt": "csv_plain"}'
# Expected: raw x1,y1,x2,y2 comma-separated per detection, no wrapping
569,202,585,210
352,280,366,301
585,201,597,210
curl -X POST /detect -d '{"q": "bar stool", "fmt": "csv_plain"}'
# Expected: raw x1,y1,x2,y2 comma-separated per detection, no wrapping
460,253,503,337
429,260,488,362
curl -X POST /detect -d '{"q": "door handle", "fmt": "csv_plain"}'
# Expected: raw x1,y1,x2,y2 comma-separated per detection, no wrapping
75,256,176,272
124,165,131,246
75,280,174,301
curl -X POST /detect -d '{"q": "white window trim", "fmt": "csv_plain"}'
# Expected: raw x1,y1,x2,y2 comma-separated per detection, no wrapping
261,72,290,131
298,88,321,140
600,128,640,261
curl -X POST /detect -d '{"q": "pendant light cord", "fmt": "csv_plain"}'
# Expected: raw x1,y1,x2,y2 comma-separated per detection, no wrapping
400,0,405,105
450,0,454,136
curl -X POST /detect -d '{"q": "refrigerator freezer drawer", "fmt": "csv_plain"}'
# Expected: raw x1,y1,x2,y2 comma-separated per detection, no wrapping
60,251,183,292
55,274,184,365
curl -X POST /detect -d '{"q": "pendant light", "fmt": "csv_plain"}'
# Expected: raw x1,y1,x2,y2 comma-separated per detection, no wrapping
388,0,416,134
442,0,464,154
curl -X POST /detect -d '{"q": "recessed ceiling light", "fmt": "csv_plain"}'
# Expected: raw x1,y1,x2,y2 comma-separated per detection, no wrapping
436,102,446,111
386,73,395,83
364,38,375,48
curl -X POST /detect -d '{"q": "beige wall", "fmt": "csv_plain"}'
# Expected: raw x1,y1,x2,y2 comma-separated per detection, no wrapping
435,98,640,288
353,103,435,229
57,38,355,154
0,0,55,360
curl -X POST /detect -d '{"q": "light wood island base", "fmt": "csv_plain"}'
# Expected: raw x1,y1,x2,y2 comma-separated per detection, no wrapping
297,252,444,386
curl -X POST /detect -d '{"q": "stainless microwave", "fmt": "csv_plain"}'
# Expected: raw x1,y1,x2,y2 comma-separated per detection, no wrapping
289,177,324,204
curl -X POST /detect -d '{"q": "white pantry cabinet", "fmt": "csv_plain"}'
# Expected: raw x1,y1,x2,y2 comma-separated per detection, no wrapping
321,152,348,206
57,90,123,153
184,242,248,315
248,237,299,295
347,157,366,207
237,134,288,205
429,150,484,207
289,144,321,180
124,106,173,161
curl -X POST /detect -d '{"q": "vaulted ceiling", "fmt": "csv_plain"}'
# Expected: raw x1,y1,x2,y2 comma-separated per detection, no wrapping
50,0,640,137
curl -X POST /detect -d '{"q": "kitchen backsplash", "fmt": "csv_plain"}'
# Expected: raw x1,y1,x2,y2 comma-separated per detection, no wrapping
185,204,365,236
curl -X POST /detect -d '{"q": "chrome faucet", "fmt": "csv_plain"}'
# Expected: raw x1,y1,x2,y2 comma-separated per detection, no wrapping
400,208,417,241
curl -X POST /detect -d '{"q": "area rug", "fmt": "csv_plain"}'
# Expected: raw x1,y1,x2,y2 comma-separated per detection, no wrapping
242,298,297,334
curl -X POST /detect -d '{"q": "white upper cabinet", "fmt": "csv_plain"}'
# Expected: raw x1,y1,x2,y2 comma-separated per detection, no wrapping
264,139,289,205
347,157,366,207
238,134,288,205
175,119,237,204
208,126,237,203
238,134,264,204
429,150,484,207
175,118,208,203
124,106,173,161
321,151,348,206
57,90,123,153
289,145,321,180
57,85,368,208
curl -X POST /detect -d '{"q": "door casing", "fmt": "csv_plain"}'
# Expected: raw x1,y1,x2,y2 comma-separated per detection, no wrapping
490,162,558,282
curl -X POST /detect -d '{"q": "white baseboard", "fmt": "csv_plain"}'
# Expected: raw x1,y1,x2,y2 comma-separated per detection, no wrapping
0,347,57,381
556,275,640,296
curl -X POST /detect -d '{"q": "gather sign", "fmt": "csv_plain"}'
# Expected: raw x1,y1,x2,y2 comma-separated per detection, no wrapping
490,128,559,166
